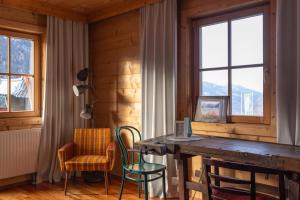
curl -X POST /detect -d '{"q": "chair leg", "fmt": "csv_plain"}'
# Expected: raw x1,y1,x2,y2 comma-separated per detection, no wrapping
104,171,109,195
109,172,112,184
144,174,148,200
119,169,125,200
279,173,285,200
162,170,167,200
64,172,69,196
138,174,141,198
73,171,76,182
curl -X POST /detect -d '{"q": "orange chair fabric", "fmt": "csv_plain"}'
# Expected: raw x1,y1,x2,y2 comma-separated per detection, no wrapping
74,128,111,156
65,155,110,171
58,128,115,173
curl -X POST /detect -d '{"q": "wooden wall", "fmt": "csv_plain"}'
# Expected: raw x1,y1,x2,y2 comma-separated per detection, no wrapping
89,10,141,174
178,0,276,140
0,6,46,27
0,6,46,187
89,0,277,196
0,6,46,131
89,0,277,143
179,0,278,198
89,10,141,131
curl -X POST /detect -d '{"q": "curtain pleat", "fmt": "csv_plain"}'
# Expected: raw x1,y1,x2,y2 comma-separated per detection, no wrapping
277,0,300,146
141,0,177,198
36,16,88,183
277,0,300,198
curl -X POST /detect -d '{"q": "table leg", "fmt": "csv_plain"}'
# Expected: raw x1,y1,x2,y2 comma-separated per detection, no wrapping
177,156,189,200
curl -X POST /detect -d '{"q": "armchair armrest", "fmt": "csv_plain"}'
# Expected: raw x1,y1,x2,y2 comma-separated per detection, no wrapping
106,142,116,171
58,143,74,172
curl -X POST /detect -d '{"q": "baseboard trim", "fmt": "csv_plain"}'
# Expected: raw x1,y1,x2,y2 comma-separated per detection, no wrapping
0,174,33,190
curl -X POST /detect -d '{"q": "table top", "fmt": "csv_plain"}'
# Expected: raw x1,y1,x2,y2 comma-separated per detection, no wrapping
136,134,300,173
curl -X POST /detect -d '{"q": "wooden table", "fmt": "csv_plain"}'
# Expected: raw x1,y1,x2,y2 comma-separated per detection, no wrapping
135,134,300,200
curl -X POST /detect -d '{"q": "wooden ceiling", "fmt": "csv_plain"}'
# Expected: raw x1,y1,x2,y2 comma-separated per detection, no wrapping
39,0,124,14
0,0,160,23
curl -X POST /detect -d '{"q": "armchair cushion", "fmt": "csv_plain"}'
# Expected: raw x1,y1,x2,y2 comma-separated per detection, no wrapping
65,155,110,171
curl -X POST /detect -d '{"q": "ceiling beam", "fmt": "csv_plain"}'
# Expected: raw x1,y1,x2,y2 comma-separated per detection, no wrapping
0,0,87,22
88,0,161,23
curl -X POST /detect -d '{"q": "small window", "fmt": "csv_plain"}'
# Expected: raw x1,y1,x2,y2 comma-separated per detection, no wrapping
193,5,270,124
0,29,40,117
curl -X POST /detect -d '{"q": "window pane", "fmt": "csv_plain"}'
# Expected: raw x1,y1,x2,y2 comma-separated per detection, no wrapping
232,15,263,66
232,67,263,116
201,22,228,68
201,70,228,96
11,38,34,74
11,76,34,112
0,75,8,112
0,36,8,73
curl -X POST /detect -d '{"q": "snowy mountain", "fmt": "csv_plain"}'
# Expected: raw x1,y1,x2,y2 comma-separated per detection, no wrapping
202,82,263,116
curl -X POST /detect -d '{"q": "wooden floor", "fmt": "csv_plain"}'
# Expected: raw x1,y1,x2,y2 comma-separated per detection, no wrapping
0,178,160,200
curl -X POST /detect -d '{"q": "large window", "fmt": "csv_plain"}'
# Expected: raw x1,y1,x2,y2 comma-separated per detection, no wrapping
0,29,40,117
193,5,270,124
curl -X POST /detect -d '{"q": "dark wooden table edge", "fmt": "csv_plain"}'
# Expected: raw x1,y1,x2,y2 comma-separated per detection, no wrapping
135,134,300,200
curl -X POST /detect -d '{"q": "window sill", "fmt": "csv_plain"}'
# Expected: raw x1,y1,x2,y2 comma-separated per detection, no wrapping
191,121,276,141
0,116,42,131
0,111,41,118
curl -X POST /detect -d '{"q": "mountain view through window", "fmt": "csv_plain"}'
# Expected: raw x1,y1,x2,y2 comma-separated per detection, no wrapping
0,35,34,112
199,14,264,117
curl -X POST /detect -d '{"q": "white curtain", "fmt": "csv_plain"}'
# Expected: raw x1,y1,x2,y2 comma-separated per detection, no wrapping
277,0,300,146
36,16,88,183
277,1,300,198
141,0,177,197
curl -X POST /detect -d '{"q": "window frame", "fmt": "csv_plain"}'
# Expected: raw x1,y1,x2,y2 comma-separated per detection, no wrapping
192,4,271,124
0,29,41,118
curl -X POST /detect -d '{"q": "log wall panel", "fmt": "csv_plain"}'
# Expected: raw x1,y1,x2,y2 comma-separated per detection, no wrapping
0,6,46,27
0,0,86,22
0,6,45,131
89,0,278,192
179,1,278,198
89,10,141,175
179,0,277,138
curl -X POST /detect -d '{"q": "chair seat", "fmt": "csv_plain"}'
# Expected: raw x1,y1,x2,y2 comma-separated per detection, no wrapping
65,155,110,171
213,188,278,200
124,162,166,174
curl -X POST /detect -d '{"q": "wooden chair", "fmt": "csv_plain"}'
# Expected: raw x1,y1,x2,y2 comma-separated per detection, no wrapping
203,158,286,200
115,126,167,200
58,128,116,195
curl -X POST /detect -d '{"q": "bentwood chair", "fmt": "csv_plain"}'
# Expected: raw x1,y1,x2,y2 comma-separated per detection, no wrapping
58,128,116,195
115,126,167,200
203,158,286,200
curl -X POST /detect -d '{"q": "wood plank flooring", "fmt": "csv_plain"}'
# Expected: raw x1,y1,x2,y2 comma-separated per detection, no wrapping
0,178,160,200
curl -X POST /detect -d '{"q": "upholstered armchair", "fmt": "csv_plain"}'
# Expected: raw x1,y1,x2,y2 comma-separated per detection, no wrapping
58,128,116,195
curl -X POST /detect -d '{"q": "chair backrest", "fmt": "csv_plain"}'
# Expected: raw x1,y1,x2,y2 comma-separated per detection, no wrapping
203,158,285,200
74,128,111,156
115,126,142,166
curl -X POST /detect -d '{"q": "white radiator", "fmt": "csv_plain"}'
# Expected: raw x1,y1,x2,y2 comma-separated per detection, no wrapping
0,128,41,179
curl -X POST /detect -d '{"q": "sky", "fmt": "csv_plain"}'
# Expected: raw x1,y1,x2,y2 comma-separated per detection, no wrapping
201,14,264,93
